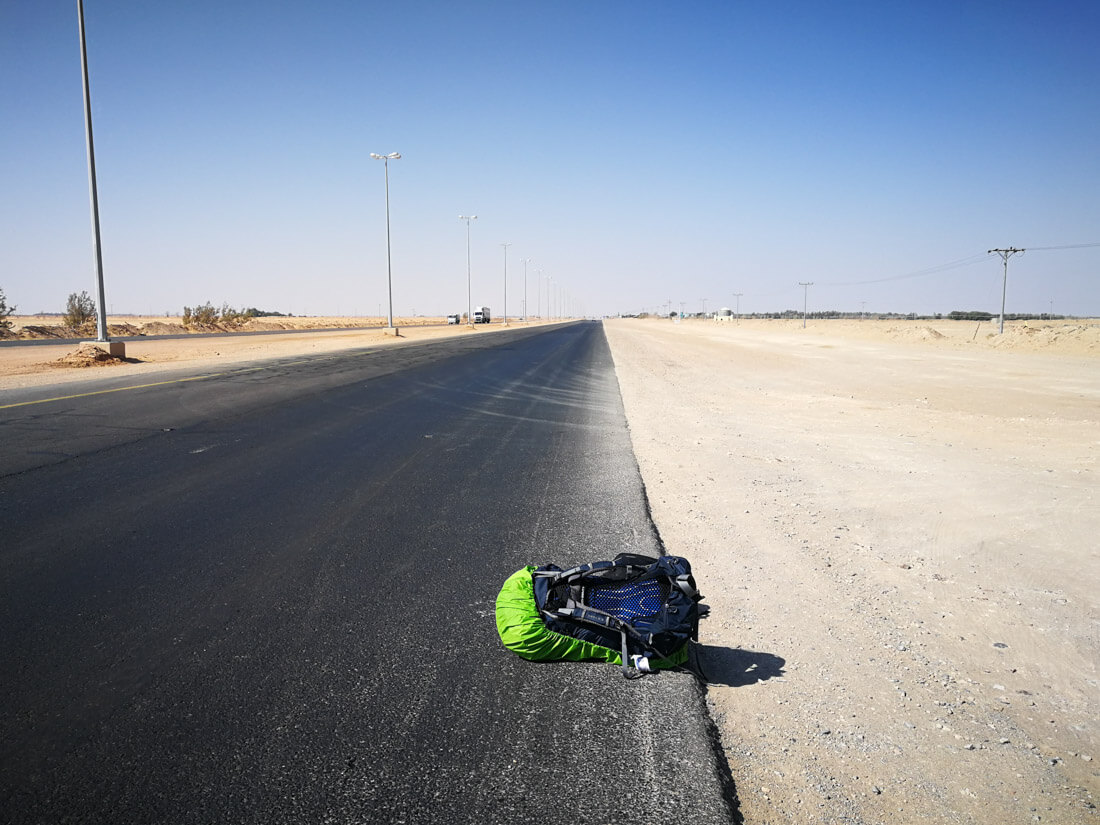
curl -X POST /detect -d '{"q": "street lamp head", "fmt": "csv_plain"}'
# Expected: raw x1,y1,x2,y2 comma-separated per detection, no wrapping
371,152,401,160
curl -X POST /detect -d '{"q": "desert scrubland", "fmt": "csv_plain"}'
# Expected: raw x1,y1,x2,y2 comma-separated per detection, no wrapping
604,318,1098,824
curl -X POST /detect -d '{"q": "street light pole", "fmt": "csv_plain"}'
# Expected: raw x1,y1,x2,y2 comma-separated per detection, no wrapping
799,281,813,328
370,152,401,330
520,258,531,322
733,292,743,318
500,243,511,326
77,0,112,347
459,216,477,326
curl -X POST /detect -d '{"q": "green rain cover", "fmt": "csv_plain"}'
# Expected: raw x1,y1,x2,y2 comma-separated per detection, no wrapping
495,566,622,665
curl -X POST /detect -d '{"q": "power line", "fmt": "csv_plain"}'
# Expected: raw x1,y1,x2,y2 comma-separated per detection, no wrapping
822,253,989,287
815,242,1098,290
1023,242,1100,251
658,242,1097,315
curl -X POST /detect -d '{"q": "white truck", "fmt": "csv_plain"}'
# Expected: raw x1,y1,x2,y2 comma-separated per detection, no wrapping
473,306,491,324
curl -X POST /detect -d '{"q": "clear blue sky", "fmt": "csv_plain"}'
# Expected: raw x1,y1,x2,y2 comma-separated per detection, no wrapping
2,1,1098,318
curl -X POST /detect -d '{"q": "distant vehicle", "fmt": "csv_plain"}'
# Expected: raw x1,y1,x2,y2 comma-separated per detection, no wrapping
447,313,460,325
473,306,491,324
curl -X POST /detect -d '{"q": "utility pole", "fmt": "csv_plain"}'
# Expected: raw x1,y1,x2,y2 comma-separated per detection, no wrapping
988,248,1024,334
799,282,813,328
733,293,742,318
701,298,708,317
859,300,867,320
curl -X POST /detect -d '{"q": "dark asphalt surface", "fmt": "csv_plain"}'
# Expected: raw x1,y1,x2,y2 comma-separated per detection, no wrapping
0,321,735,824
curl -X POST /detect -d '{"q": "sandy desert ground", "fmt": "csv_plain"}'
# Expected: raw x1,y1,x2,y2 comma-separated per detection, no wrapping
604,318,1098,824
2,317,1096,823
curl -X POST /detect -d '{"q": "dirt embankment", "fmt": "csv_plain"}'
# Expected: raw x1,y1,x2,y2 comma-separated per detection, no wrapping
605,318,1098,824
705,317,1100,355
0,314,445,341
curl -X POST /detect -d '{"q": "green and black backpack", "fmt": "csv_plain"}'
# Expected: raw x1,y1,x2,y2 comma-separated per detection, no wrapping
496,553,707,677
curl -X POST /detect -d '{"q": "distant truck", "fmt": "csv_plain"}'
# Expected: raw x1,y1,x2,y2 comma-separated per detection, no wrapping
447,313,460,325
473,306,491,324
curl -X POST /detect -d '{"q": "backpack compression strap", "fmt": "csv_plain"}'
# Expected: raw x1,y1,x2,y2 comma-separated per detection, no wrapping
550,605,649,678
531,560,616,588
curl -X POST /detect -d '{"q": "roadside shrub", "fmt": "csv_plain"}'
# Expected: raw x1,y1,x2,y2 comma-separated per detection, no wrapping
0,287,15,330
182,302,254,328
182,302,218,327
218,303,249,327
64,291,97,331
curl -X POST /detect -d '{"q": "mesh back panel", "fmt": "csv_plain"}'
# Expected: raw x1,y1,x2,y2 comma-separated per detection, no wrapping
586,580,666,619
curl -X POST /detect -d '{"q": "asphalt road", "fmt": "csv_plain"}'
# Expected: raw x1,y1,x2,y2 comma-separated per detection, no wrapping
0,321,735,824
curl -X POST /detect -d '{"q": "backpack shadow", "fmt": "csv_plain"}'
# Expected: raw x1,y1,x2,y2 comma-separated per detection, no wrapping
691,645,786,687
